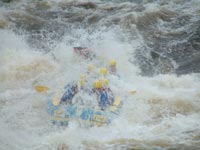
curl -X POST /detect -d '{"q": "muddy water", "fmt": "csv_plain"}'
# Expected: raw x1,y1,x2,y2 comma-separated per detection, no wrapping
0,0,200,150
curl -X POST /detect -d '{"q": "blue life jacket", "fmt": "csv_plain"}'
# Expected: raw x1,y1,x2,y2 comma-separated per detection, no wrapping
61,84,74,102
100,91,108,109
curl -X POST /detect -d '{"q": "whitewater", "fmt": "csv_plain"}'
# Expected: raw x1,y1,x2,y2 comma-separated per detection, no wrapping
0,0,200,150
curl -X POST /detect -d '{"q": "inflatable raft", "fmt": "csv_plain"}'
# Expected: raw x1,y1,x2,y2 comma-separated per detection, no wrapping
47,96,122,127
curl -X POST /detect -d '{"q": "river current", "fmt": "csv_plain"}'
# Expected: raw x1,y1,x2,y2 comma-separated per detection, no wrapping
0,0,200,150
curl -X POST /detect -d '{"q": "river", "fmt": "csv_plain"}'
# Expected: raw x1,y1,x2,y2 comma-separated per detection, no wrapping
0,0,200,150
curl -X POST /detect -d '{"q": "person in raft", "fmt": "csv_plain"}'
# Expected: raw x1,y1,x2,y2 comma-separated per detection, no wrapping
60,82,78,104
108,59,117,75
92,79,114,110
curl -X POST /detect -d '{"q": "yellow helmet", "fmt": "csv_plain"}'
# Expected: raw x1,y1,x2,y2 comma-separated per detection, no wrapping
88,64,95,71
109,59,116,66
101,78,108,86
52,95,61,106
93,80,102,89
99,67,107,75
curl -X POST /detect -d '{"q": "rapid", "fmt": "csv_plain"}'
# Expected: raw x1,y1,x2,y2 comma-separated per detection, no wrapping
0,0,200,150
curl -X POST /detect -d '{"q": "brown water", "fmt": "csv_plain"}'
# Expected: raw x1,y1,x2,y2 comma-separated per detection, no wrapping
0,0,200,150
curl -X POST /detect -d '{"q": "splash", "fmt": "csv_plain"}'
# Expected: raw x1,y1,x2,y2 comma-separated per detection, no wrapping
0,0,200,150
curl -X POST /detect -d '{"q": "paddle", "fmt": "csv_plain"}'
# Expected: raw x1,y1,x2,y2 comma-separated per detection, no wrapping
35,85,50,92
128,90,137,95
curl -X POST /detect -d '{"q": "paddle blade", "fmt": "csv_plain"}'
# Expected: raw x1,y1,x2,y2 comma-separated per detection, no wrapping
35,85,49,92
52,96,60,106
128,90,137,95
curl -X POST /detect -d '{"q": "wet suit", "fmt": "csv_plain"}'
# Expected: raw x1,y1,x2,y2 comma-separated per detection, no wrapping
99,90,108,110
93,88,114,110
60,83,78,104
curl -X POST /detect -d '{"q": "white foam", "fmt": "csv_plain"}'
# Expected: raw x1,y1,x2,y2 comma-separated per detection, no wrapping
0,1,200,149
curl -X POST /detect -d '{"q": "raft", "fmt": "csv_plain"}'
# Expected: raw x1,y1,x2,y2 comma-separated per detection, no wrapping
47,96,122,127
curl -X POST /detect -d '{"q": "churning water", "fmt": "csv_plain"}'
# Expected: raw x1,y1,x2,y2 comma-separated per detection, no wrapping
0,0,200,149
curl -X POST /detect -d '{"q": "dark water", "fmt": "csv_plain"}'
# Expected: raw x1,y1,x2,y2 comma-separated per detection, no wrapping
1,0,200,75
0,0,200,150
